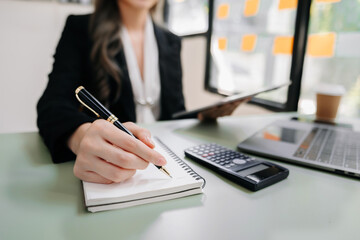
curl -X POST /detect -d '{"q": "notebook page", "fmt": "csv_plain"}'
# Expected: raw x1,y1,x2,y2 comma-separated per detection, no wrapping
83,138,203,206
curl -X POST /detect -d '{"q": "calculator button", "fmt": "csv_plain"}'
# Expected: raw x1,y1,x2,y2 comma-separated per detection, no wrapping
233,159,246,165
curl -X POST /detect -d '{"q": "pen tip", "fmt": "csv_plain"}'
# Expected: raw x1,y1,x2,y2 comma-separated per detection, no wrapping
160,167,172,178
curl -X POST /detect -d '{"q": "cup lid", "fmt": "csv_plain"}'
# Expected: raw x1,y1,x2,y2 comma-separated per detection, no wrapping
315,83,346,96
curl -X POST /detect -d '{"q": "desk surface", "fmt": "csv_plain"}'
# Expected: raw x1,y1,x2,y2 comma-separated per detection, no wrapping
1,114,359,240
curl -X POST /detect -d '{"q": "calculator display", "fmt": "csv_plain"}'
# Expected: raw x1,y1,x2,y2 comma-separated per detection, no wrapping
246,165,284,183
236,164,269,177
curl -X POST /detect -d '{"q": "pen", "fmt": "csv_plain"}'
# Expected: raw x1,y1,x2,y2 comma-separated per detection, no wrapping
75,86,172,178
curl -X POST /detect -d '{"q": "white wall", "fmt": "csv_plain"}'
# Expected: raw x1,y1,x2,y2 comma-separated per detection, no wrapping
0,1,91,133
181,37,223,109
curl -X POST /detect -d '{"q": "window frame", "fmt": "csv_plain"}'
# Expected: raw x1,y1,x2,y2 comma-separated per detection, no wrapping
164,0,313,112
204,0,312,112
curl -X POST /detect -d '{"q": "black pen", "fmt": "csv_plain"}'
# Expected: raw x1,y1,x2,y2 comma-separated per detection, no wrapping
75,86,172,178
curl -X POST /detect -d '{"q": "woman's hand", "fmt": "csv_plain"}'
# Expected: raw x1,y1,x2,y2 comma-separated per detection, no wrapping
67,120,166,184
197,97,252,121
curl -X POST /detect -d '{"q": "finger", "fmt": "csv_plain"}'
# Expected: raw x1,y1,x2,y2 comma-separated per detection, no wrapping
123,122,155,148
218,102,240,116
101,124,166,166
81,132,150,170
82,171,114,184
89,157,137,183
225,104,239,115
90,120,155,149
73,158,113,184
199,109,220,120
98,144,150,170
198,112,215,122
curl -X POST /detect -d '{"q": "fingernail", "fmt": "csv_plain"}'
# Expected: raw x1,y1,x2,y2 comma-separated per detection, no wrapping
146,136,155,146
157,156,166,165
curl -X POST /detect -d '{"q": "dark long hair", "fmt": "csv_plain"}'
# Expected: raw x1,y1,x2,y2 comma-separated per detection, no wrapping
89,1,158,105
89,0,122,105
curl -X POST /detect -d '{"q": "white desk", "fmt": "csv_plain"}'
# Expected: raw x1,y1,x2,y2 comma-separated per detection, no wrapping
1,114,359,240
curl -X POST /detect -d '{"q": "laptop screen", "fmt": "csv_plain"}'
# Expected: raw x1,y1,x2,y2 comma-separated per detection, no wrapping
257,126,306,144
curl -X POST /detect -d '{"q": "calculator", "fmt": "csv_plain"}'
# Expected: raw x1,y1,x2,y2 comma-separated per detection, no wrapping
184,143,289,191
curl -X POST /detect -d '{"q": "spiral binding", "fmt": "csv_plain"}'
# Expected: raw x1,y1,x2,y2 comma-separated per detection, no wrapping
154,137,206,188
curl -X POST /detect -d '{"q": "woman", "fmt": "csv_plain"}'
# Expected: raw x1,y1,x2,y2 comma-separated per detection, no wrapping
37,0,243,184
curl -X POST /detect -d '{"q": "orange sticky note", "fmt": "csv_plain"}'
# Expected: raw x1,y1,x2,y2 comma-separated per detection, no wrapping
273,36,294,55
217,3,230,19
241,34,257,52
316,0,341,3
278,0,298,10
307,33,336,57
218,37,227,50
244,0,259,17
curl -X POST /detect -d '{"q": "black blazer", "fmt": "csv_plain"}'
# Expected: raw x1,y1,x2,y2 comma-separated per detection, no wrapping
37,14,185,163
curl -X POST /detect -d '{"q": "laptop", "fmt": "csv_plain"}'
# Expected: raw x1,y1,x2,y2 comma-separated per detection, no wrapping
237,118,360,178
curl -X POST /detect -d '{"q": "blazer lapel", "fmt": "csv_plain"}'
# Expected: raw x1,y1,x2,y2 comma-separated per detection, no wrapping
153,24,178,120
113,49,137,122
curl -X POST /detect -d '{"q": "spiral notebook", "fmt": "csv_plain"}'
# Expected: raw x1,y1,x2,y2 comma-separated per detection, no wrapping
83,137,205,213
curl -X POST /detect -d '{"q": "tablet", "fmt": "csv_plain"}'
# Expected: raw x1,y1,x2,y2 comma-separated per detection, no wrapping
172,82,291,119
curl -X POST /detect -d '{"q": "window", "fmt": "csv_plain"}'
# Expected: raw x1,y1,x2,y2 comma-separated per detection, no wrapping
205,0,305,111
299,0,360,117
164,0,209,36
165,0,359,114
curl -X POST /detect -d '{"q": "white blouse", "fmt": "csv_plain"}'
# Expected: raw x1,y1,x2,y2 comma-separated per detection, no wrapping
120,15,161,124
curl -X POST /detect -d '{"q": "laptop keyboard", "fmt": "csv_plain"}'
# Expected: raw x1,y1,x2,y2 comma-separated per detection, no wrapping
294,127,360,170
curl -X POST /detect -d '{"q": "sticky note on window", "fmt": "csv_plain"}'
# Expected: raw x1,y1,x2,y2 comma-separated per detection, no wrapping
244,0,259,17
218,38,227,50
217,3,230,19
241,34,257,52
278,0,298,10
315,0,341,3
273,36,294,55
307,33,336,57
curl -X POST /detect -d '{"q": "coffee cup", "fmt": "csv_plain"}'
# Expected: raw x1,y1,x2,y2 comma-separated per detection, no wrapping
315,84,345,123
